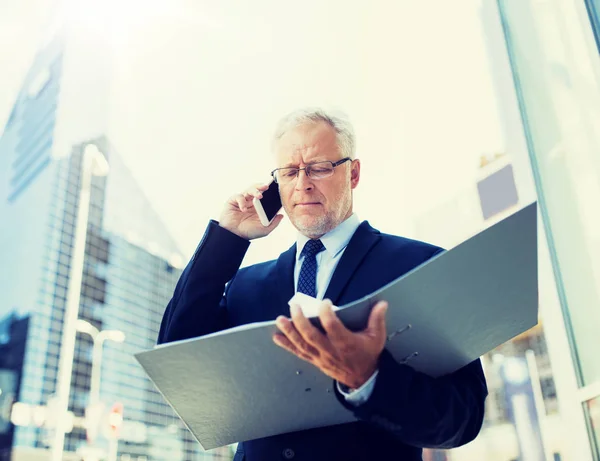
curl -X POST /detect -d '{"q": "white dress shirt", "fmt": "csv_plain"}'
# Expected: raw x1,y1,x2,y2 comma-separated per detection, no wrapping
293,213,378,405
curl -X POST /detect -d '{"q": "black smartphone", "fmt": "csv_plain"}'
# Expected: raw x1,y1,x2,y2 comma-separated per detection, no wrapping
253,180,283,226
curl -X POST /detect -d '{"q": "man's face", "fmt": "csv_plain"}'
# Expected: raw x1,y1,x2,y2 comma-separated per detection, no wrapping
274,121,361,238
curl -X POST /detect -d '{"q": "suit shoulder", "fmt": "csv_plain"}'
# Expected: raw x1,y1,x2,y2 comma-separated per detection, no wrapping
235,258,278,280
378,231,445,257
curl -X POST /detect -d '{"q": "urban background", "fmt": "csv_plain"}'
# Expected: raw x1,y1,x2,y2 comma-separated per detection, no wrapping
1,0,600,460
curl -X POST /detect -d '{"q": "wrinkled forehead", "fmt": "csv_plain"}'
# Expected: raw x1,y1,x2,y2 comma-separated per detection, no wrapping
274,121,341,166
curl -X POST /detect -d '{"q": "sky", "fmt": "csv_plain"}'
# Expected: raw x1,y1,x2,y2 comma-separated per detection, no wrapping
0,0,505,264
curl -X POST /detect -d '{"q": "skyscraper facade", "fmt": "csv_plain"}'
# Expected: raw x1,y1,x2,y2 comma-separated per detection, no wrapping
489,0,600,459
416,1,600,460
0,24,230,461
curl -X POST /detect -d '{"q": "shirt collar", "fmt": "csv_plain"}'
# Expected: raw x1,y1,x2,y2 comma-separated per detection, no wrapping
296,213,361,262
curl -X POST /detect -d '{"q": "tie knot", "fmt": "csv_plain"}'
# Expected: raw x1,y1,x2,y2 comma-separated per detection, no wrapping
301,239,325,259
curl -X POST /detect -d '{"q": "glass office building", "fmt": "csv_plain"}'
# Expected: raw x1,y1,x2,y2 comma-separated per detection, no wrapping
496,0,600,459
415,1,600,460
414,155,564,461
0,25,230,461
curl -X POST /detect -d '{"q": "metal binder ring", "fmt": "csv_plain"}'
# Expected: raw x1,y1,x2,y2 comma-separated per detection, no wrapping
387,324,412,342
399,351,419,365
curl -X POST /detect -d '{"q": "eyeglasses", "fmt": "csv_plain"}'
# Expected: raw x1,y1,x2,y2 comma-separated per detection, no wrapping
271,157,352,184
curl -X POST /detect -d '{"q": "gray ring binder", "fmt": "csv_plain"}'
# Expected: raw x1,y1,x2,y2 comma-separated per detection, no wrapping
136,202,538,450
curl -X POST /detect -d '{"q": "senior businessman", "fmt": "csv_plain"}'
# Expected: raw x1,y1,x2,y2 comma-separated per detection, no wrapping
158,108,488,461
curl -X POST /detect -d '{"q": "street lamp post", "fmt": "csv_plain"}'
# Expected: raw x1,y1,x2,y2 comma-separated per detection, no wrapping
76,319,125,408
50,144,109,461
75,320,125,461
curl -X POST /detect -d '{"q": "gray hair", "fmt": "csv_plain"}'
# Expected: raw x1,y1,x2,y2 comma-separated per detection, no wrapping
273,108,356,159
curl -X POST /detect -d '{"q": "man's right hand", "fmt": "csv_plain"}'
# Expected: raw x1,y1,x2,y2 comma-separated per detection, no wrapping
219,183,284,240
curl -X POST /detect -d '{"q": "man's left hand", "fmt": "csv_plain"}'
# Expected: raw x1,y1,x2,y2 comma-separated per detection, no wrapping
273,299,388,389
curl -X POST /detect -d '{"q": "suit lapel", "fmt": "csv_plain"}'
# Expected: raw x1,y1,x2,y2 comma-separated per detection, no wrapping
273,221,381,313
324,221,381,305
275,243,297,312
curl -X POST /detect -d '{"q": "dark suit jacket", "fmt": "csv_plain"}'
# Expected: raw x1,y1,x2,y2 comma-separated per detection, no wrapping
158,220,488,461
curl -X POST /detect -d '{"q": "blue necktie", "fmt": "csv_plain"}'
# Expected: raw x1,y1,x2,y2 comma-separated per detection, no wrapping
297,239,325,298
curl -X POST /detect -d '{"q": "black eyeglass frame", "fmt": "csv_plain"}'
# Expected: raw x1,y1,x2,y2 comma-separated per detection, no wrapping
270,157,352,184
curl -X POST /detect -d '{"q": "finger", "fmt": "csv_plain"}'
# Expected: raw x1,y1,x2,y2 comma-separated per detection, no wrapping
367,301,388,336
276,314,320,356
266,214,284,231
233,194,245,212
237,193,257,213
290,305,331,351
246,189,262,199
273,333,313,362
242,192,261,204
244,187,263,199
319,300,350,344
235,194,251,213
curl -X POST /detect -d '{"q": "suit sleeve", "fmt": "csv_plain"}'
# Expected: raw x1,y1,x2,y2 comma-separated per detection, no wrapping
334,350,488,449
157,220,250,344
334,247,488,448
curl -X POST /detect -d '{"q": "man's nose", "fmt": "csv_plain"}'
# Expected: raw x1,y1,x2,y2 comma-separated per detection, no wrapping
295,169,314,191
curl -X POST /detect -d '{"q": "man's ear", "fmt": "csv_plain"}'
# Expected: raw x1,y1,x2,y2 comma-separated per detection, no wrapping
350,159,361,189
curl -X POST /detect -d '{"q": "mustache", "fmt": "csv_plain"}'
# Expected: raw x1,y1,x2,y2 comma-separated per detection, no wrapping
291,195,324,205
293,201,322,206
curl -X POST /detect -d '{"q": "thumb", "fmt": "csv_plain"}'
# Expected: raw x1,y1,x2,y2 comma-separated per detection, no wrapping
367,301,388,336
267,213,285,232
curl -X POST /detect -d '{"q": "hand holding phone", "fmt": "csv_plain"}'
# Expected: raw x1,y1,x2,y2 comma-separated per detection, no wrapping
219,181,283,240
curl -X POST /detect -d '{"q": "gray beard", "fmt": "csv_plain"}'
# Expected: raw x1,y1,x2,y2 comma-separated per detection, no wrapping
292,214,332,238
285,190,352,238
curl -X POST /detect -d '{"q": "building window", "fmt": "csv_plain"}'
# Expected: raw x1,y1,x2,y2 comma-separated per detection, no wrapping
86,231,110,264
585,0,600,53
82,274,107,304
498,0,600,387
